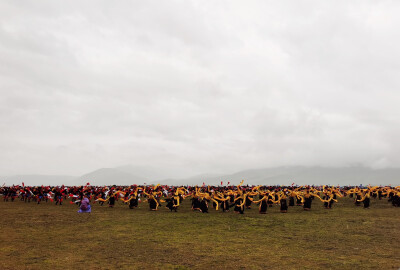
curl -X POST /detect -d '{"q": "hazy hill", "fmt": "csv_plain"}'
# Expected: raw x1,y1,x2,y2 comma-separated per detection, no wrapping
116,165,198,181
155,166,400,186
79,168,148,186
2,166,400,186
154,173,224,186
2,175,77,186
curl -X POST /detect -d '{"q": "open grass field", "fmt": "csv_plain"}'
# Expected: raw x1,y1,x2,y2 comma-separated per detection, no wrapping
1,197,399,270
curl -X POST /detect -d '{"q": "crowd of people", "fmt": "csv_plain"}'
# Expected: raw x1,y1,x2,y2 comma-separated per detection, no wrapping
1,181,400,213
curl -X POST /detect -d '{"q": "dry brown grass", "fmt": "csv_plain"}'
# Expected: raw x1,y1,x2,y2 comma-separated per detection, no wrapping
0,197,399,269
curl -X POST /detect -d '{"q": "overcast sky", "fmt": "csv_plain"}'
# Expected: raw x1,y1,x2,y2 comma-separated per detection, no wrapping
1,1,400,177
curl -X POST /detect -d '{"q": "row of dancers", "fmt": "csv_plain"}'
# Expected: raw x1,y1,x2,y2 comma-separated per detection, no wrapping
2,182,400,214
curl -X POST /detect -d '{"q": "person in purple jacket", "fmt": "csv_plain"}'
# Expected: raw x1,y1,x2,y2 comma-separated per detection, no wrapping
78,196,91,213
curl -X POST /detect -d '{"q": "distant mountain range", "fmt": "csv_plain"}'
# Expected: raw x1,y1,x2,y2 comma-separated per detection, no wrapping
2,166,400,186
156,166,400,186
2,175,77,186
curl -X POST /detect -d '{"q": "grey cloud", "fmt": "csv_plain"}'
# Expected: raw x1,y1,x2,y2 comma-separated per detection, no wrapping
1,1,400,181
